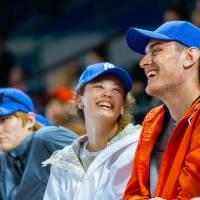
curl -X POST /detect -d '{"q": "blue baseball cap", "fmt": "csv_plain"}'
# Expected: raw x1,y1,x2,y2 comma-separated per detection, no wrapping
126,20,200,54
0,88,34,116
0,88,52,126
77,62,133,93
36,114,53,126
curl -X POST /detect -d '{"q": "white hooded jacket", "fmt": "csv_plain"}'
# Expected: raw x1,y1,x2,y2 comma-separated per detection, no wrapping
43,123,141,200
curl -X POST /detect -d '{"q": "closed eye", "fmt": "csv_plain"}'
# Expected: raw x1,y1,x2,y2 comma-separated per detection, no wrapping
151,47,162,56
113,88,121,93
93,84,103,89
0,116,10,123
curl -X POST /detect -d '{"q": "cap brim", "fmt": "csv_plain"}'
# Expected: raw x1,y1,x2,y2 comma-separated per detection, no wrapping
126,27,172,54
0,103,27,116
0,107,17,116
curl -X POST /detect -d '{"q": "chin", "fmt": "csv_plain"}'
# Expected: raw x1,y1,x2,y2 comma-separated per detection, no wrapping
0,147,10,152
146,86,161,97
99,113,114,119
97,112,115,120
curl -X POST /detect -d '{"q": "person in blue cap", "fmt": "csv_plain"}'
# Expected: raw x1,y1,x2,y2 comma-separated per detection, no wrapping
0,88,77,200
43,62,142,200
123,21,200,199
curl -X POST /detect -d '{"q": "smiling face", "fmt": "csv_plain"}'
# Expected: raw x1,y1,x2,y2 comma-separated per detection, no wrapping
139,41,187,97
77,74,125,124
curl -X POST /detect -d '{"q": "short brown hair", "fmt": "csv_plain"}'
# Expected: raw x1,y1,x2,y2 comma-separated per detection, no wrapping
15,112,41,131
175,41,187,52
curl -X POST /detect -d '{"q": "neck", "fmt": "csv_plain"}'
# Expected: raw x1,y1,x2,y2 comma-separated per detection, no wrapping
160,87,200,122
85,118,119,152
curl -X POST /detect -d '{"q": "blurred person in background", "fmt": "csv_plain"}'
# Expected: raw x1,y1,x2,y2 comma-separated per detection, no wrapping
43,62,141,200
46,61,84,91
0,88,77,200
191,0,200,27
163,6,189,22
82,44,108,66
45,86,85,136
64,61,85,89
123,20,200,199
8,66,28,91
0,30,15,87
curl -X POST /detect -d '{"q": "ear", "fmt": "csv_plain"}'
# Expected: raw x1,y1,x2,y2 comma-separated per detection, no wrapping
76,95,84,109
26,112,36,129
184,47,200,69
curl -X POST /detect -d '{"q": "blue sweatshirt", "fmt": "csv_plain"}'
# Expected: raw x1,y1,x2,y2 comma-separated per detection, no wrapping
0,126,77,200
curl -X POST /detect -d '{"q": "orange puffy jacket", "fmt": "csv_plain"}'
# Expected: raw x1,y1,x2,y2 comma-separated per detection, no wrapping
123,99,200,200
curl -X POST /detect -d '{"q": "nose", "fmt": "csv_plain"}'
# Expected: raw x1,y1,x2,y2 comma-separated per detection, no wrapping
102,89,112,98
139,53,152,69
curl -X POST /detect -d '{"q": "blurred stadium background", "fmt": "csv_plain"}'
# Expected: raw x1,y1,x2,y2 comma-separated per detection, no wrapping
0,0,198,125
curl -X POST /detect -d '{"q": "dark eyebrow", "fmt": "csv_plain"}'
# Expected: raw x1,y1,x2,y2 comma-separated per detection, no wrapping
148,42,162,50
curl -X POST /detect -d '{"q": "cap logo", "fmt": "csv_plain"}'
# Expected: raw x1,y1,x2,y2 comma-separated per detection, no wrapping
104,63,115,70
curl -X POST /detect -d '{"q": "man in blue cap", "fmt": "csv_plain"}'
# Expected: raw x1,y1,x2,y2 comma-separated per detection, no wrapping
0,88,77,200
123,21,200,199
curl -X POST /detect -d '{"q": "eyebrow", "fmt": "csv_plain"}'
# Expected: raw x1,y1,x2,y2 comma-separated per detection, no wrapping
145,42,162,53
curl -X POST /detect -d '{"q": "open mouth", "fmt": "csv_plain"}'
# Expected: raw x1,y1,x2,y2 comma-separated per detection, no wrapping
0,137,6,142
146,70,158,79
97,101,113,110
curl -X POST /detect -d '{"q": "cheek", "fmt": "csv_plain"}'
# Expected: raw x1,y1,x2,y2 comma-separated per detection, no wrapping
11,130,28,151
82,92,97,105
0,119,27,151
3,121,17,133
6,120,25,139
115,97,124,110
1,130,22,151
154,53,176,65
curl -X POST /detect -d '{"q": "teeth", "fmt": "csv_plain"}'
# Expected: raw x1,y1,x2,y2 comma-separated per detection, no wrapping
147,70,157,78
98,102,112,108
